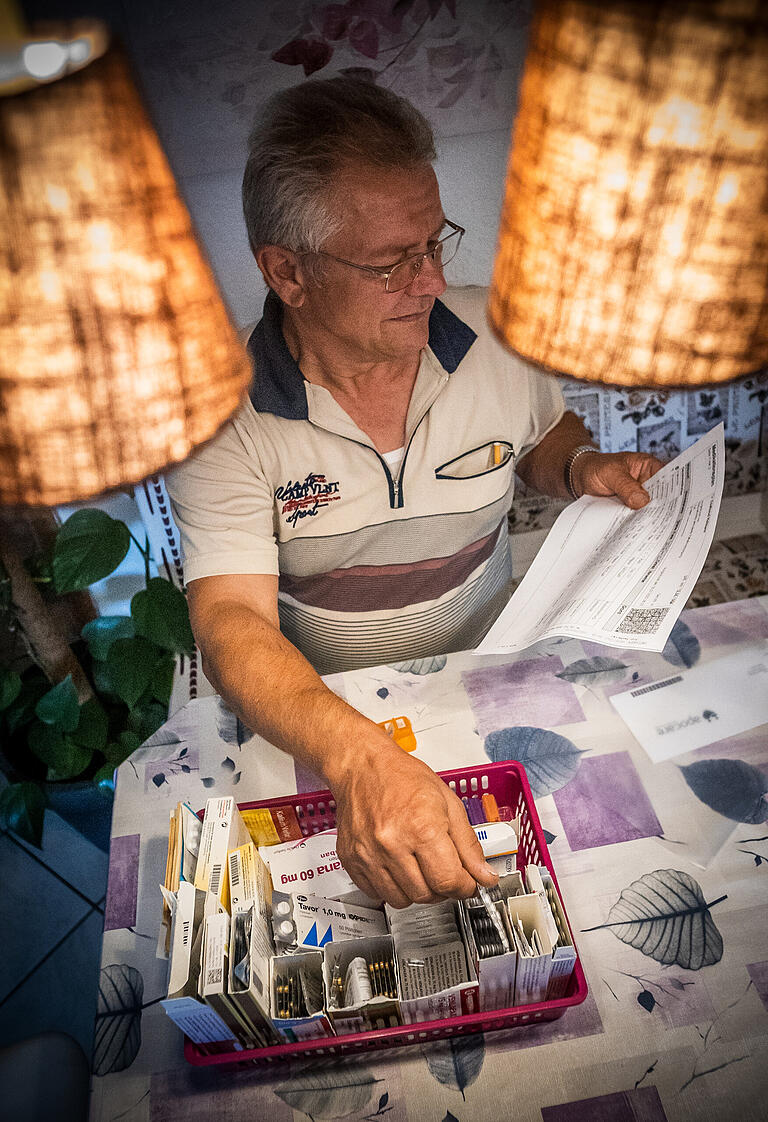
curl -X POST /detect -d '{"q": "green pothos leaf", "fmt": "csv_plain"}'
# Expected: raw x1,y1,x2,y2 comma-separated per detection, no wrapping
28,722,91,779
0,782,47,847
53,509,130,593
34,674,80,732
0,667,22,710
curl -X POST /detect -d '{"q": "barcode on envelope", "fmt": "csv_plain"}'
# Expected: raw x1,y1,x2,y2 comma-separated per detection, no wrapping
630,675,683,697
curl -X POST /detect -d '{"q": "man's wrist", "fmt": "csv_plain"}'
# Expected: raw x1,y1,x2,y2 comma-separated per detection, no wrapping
563,443,600,499
321,716,402,790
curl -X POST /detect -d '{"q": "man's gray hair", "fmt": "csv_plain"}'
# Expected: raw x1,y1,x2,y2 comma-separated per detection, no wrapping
242,76,437,257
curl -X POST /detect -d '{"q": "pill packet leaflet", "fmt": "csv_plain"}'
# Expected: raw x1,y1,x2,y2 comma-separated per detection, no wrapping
477,424,725,655
386,903,479,1022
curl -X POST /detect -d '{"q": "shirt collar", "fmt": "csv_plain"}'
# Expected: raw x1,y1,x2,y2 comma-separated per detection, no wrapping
247,289,476,420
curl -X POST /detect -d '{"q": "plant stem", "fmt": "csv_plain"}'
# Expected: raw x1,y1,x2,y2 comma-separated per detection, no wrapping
128,531,153,588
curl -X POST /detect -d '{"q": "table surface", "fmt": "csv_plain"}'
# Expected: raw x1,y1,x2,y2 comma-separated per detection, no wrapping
91,597,768,1122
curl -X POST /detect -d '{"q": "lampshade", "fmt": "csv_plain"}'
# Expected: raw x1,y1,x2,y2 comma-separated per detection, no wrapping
489,0,768,388
0,33,252,506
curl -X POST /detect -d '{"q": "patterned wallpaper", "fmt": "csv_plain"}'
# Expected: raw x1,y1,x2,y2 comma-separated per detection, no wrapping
511,371,768,534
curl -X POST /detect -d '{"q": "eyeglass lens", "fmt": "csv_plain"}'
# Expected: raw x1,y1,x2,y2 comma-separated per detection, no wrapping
386,227,462,292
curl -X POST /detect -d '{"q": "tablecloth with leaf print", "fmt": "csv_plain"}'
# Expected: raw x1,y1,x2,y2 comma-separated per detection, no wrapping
90,596,768,1122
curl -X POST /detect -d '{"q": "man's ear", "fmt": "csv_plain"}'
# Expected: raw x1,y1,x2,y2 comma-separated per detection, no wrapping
255,245,308,307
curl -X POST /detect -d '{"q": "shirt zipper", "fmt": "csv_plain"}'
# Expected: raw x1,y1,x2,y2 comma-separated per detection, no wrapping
308,373,445,509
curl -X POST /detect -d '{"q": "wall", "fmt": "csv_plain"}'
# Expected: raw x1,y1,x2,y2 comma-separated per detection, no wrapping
33,0,765,576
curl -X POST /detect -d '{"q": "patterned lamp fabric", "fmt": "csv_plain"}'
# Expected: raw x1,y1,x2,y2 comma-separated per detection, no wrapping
0,42,252,506
489,0,768,388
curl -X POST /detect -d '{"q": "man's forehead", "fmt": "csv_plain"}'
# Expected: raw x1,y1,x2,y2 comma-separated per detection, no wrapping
328,163,444,255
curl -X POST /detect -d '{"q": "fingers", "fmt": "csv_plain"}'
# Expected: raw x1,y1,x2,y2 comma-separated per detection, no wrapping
636,455,664,482
414,834,479,901
369,867,414,911
346,865,385,905
616,476,651,509
577,451,665,508
445,795,499,888
595,460,651,509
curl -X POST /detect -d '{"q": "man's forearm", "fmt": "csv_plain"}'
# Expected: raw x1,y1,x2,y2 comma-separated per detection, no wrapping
193,599,396,788
515,410,596,499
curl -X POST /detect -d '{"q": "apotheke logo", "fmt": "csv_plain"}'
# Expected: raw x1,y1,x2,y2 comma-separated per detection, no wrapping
656,709,718,735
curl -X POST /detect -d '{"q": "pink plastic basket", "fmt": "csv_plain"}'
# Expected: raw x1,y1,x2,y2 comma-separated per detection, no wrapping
185,759,588,1066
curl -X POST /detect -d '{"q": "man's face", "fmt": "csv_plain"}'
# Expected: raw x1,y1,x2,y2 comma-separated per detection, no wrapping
299,162,449,366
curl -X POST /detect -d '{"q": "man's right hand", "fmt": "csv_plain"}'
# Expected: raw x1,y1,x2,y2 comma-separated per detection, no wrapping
329,735,499,908
186,578,497,908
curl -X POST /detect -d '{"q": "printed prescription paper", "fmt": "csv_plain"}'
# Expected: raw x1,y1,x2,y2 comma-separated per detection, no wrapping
610,643,768,762
477,424,724,655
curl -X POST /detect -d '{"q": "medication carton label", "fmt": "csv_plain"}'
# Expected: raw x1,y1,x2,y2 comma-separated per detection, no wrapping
259,831,376,905
273,892,386,949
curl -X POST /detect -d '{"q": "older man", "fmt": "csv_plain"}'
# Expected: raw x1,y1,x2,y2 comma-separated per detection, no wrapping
167,77,661,908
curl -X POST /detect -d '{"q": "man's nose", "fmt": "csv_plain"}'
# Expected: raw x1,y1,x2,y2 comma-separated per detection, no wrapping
408,253,447,298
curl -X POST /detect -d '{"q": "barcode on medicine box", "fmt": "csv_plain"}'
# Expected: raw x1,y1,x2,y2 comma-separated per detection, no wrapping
229,852,240,887
209,863,222,897
630,675,682,697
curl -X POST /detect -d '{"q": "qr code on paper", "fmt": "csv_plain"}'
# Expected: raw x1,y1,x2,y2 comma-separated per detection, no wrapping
617,607,669,635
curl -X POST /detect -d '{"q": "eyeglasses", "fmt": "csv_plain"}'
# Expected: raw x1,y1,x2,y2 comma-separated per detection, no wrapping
314,219,465,293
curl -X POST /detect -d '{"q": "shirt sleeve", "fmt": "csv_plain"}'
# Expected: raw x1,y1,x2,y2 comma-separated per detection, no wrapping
439,284,566,457
516,359,566,458
164,405,279,585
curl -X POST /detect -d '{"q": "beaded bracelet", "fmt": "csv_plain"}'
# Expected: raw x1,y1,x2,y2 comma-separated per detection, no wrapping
564,444,599,500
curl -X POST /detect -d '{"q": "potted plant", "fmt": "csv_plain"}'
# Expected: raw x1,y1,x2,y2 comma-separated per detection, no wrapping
0,507,193,848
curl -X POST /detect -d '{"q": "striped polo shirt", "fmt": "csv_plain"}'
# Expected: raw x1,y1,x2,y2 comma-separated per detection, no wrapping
166,286,564,674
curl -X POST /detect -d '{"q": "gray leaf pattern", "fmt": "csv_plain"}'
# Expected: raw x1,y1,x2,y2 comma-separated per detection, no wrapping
582,868,726,970
680,759,768,823
422,1035,485,1100
92,963,144,1075
215,697,250,746
389,655,447,674
484,726,583,797
555,656,628,686
273,1068,383,1118
662,619,701,668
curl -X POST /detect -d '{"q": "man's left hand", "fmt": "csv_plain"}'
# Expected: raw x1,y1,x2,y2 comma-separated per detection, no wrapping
572,450,664,509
